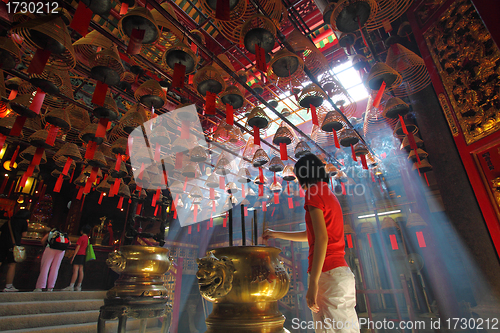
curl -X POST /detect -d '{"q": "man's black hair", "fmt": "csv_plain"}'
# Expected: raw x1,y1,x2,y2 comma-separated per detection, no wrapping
81,224,92,235
293,153,329,187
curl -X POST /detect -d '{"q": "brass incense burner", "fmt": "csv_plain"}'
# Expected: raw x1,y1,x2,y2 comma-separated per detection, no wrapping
106,245,173,303
197,246,290,333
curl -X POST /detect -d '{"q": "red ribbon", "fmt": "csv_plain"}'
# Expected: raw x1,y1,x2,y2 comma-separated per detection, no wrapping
333,130,340,148
219,176,225,190
111,178,121,197
85,141,97,160
180,120,190,139
29,88,46,114
27,48,51,74
373,81,386,108
279,142,288,160
175,152,183,169
171,63,186,90
98,192,104,204
91,81,108,106
253,126,260,146
127,29,145,55
10,116,26,137
259,184,264,197
136,203,143,215
346,234,353,248
399,114,408,135
183,176,188,191
154,204,159,216
76,187,84,200
115,154,122,172
241,184,245,198
310,104,319,126
416,231,426,248
62,157,72,176
210,214,214,227
8,90,17,100
138,162,145,180
367,234,372,247
288,197,293,209
262,201,267,212
70,1,93,37
95,118,109,138
341,182,346,195
205,91,216,116
390,234,399,250
10,145,20,167
274,192,279,204
210,188,215,200
45,125,59,146
193,204,198,222
351,144,357,162
31,147,45,166
154,143,161,162
226,104,234,126
360,154,368,169
255,44,267,72
117,196,124,209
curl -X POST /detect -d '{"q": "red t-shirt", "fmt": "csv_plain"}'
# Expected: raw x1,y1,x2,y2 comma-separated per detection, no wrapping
304,181,347,273
76,235,89,255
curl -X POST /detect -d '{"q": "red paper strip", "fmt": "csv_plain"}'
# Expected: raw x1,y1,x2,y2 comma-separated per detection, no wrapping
175,152,183,169
287,182,290,195
273,172,276,184
117,196,124,209
127,29,145,55
274,192,279,204
259,167,264,184
360,154,368,169
191,42,197,54
341,182,346,195
173,207,177,219
152,204,158,216
310,104,319,126
45,125,59,146
115,155,121,172
95,118,109,138
205,91,216,116
390,234,398,250
77,187,84,200
262,201,267,211
120,2,129,15
85,141,97,160
390,43,400,55
183,176,188,191
425,173,429,187
163,170,168,186
207,221,210,230
259,184,264,197
333,130,340,148
188,75,193,84
219,176,225,190
371,169,375,182
407,133,418,152
136,203,143,215
212,201,216,212
416,231,426,248
367,234,372,247
126,136,133,156
180,120,190,139
346,234,353,248
136,184,142,193
29,88,45,114
253,126,260,146
112,178,121,196
255,44,267,72
62,157,72,176
279,142,288,160
372,81,386,108
288,197,293,209
399,114,408,135
10,116,26,137
70,1,93,37
241,184,245,198
8,90,17,100
10,145,20,167
193,204,198,221
210,188,215,200
351,144,357,162
223,214,227,227
27,48,51,74
138,162,145,180
154,143,161,162
31,147,45,166
244,206,248,216
216,0,230,20
172,63,186,90
92,82,109,106
210,214,214,227
271,207,275,216
226,104,234,126
98,192,104,204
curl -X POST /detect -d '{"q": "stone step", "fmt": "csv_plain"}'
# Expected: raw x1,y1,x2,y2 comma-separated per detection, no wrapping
0,299,104,316
0,310,99,331
0,291,107,303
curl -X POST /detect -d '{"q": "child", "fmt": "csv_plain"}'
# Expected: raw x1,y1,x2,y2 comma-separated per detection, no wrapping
263,154,359,333
63,225,91,291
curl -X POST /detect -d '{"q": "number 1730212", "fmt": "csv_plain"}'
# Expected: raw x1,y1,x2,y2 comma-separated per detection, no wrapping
6,2,59,14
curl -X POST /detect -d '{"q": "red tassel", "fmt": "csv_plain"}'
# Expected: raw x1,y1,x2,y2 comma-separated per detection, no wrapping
127,28,145,55
62,157,72,176
77,187,84,200
171,63,186,90
210,214,214,227
175,152,183,169
98,192,104,204
399,114,408,135
10,116,26,137
183,176,188,191
259,184,264,197
191,41,197,54
226,104,234,126
181,120,190,139
70,1,93,37
351,144,357,162
416,231,426,247
84,141,97,160
209,188,215,200
241,184,245,198
117,196,124,209
253,126,260,146
360,154,368,169
31,147,45,166
84,167,98,194
346,234,353,248
424,173,430,187
244,206,248,216
367,234,372,247
273,171,276,184
271,207,275,216
10,145,20,167
120,2,129,15
112,178,121,196
92,82,108,107
341,182,346,195
279,142,288,160
193,204,198,221
29,88,46,114
95,118,108,139
372,81,386,108
216,0,230,20
8,90,17,100
287,182,290,195
262,201,267,211
138,162,145,180
219,176,225,190
390,234,399,250
274,192,279,204
115,155,122,172
205,91,216,116
371,169,375,182
288,197,293,209
154,204,159,216
136,203,143,215
154,143,161,162
333,130,340,148
212,201,216,212
310,104,319,126
45,125,59,146
255,44,267,72
27,48,51,74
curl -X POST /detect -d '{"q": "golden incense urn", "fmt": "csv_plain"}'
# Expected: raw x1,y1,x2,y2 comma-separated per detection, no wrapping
106,245,173,303
197,246,290,333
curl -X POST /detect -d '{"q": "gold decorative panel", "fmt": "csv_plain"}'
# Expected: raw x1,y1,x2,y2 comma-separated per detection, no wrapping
424,0,500,145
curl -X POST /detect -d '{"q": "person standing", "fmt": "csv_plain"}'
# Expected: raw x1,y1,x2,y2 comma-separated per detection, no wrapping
33,228,70,292
63,225,91,291
0,209,30,292
264,154,359,333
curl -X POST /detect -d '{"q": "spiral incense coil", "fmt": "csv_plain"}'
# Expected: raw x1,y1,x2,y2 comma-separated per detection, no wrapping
28,130,52,148
288,30,329,77
18,159,40,173
12,15,76,71
241,14,277,54
365,0,412,32
73,31,114,67
193,65,226,96
57,142,82,162
281,165,295,181
294,141,311,158
20,146,47,164
352,54,368,70
273,123,294,145
365,62,402,92
87,150,107,169
54,155,76,171
134,80,166,109
200,0,247,21
412,159,432,173
8,94,37,118
363,91,397,137
89,45,124,86
338,128,359,147
215,153,232,176
163,42,198,75
246,107,271,130
0,116,22,137
321,111,346,133
96,177,112,194
298,83,326,108
189,185,203,200
80,123,106,145
119,182,132,198
118,7,160,45
267,49,304,85
52,169,71,180
408,148,428,162
205,173,220,188
353,142,369,156
325,163,338,176
400,134,423,151
329,0,378,33
338,32,356,49
252,148,270,167
220,85,245,110
268,156,285,173
63,105,90,144
237,168,252,183
393,116,418,138
0,37,21,70
44,108,71,130
189,146,208,162
320,73,356,118
17,70,62,97
150,126,171,146
382,97,409,119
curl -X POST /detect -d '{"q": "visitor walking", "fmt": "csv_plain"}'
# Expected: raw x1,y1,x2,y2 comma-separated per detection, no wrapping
63,225,91,291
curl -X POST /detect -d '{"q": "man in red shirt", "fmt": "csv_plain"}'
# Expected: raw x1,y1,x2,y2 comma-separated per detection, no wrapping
264,154,359,332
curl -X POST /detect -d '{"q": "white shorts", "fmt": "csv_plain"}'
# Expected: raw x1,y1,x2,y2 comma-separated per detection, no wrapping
309,266,360,333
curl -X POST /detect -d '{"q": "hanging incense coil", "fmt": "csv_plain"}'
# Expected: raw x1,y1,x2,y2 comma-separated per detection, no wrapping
164,41,198,75
118,7,160,45
383,97,409,119
406,213,427,229
267,48,303,84
365,0,412,32
282,165,296,181
329,0,378,33
160,156,174,172
127,178,137,192
44,108,71,130
408,148,428,162
28,130,53,148
412,158,432,173
321,111,345,132
220,86,245,109
273,124,294,145
135,149,152,165
268,156,285,172
354,143,369,156
253,174,268,185
54,155,76,171
288,30,328,77
251,83,264,96
338,128,359,147
352,54,368,70
111,137,128,155
189,146,208,162
96,177,111,194
358,222,376,234
87,150,107,168
338,32,356,49
298,83,326,108
325,163,338,176
401,135,423,151
110,159,128,178
252,148,270,167
362,91,397,138
73,172,88,187
119,182,131,198
213,54,238,81
171,138,191,154
205,173,219,188
0,37,21,70
189,185,203,200
270,181,282,194
52,169,71,181
149,125,170,146
8,94,38,118
246,107,270,129
80,123,106,144
134,80,166,109
182,163,200,179
0,116,23,137
237,168,252,183
294,141,311,158
225,126,246,150
241,14,276,54
18,159,40,173
118,107,146,134
224,182,237,195
380,217,398,230
320,74,357,118
82,165,103,179
73,31,114,67
193,65,226,96
366,62,402,92
214,153,232,175
20,146,47,164
57,142,82,162
89,45,124,86
385,43,431,97
393,116,418,138
12,15,76,70
200,0,247,21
